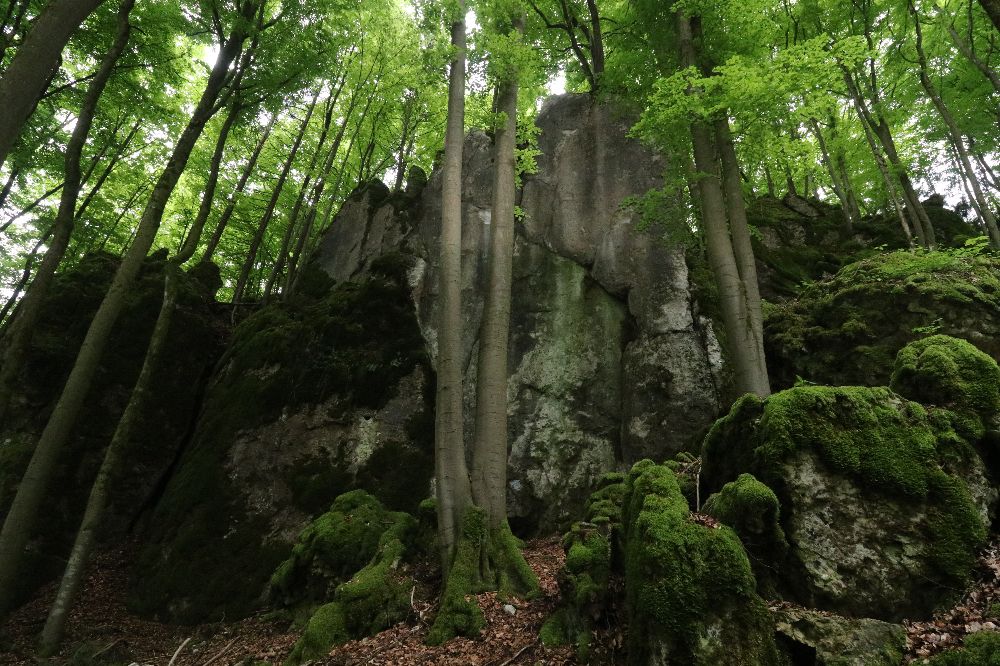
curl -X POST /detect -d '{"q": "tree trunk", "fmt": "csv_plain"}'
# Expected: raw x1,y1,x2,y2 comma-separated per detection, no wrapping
844,69,936,246
979,0,1000,32
38,87,238,650
845,77,917,247
0,0,134,426
809,118,857,232
0,0,107,169
677,12,768,397
944,20,1000,92
912,1,1000,248
201,112,277,263
0,8,249,617
471,17,524,531
232,90,318,303
436,0,472,568
75,119,142,221
714,117,770,397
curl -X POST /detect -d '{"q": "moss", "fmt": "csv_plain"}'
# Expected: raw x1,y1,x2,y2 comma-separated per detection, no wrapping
131,261,432,622
765,251,1000,390
624,462,781,665
284,601,349,665
926,631,1000,665
426,507,488,645
283,495,417,665
703,474,788,595
540,608,571,647
702,385,988,599
891,335,1000,442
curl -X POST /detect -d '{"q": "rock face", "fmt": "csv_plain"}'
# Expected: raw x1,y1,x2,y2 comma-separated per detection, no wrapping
315,93,724,533
132,259,434,623
0,253,223,609
773,606,906,666
702,384,990,621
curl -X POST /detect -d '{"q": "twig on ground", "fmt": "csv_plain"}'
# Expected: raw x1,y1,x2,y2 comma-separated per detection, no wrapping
201,638,237,666
168,637,192,666
498,641,535,666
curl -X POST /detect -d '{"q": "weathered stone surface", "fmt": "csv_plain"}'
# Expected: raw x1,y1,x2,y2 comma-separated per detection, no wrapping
702,386,990,621
314,93,723,533
773,606,906,666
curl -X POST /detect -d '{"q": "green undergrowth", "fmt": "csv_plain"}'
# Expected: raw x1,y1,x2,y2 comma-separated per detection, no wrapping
279,491,417,665
926,632,1000,665
623,461,781,665
130,254,432,623
702,384,987,594
765,251,1000,389
427,507,540,646
541,471,626,661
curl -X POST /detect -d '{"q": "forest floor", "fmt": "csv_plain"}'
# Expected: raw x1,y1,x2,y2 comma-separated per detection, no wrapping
2,535,998,664
0,536,604,665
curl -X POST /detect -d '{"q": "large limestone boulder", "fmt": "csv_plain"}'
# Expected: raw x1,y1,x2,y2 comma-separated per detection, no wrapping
0,252,222,609
773,606,906,666
315,93,724,533
131,258,434,623
702,385,990,620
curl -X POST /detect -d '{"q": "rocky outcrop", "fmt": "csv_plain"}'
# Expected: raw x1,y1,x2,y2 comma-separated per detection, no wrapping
766,250,1000,390
773,606,906,666
131,258,434,623
0,252,223,609
315,93,724,533
702,381,992,621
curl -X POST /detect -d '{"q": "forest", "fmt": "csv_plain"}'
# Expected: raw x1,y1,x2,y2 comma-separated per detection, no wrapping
0,0,999,664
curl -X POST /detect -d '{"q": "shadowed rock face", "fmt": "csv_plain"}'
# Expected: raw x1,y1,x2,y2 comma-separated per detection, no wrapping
315,93,724,533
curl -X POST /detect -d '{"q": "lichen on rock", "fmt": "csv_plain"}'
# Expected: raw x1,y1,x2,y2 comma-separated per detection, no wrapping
702,384,988,619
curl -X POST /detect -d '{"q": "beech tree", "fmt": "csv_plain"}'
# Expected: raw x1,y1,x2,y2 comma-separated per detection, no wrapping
0,0,108,168
0,0,260,617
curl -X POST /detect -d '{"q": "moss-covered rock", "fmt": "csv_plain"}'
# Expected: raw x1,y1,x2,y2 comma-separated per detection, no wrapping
541,471,626,661
703,473,788,595
927,631,1000,665
891,335,1000,443
773,606,906,665
624,461,781,665
0,252,223,609
130,258,434,623
766,251,1000,390
702,385,988,619
282,493,416,665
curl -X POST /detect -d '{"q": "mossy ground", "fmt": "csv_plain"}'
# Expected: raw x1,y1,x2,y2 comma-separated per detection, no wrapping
927,632,1000,665
541,471,625,660
280,491,418,665
130,254,433,623
427,507,540,646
